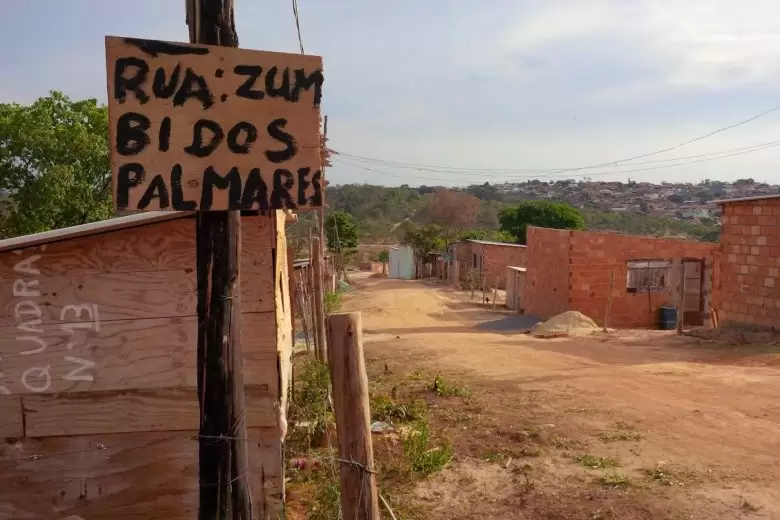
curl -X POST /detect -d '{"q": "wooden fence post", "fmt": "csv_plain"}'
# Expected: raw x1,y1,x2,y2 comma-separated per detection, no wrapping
326,312,380,520
312,237,327,362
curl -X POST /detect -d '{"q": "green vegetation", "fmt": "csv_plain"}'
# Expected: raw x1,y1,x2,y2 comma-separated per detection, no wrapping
402,223,446,261
432,375,471,397
499,201,586,243
291,358,332,448
324,290,342,314
457,228,516,243
583,209,718,242
370,393,427,423
0,92,111,238
402,421,453,474
598,473,633,489
325,210,359,252
577,455,621,469
324,184,719,244
599,429,643,442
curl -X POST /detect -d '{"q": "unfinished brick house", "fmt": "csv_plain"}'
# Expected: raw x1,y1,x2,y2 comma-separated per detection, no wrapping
449,239,526,290
717,194,780,328
525,226,717,328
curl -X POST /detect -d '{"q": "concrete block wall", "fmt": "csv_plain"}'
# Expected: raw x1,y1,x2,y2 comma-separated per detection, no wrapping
719,198,780,328
525,227,571,319
567,230,716,328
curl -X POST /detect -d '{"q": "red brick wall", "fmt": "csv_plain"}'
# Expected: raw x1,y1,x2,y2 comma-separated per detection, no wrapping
719,198,780,328
567,230,716,328
525,227,571,319
452,241,526,289
481,243,526,289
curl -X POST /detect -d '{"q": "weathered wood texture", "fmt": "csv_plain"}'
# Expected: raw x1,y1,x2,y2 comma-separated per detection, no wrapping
0,315,276,394
0,395,23,437
311,237,326,362
0,212,288,518
274,211,293,416
0,428,282,520
105,36,324,211
326,312,379,519
23,387,276,437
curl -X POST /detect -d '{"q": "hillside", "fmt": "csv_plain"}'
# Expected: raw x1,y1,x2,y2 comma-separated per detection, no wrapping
325,178,779,243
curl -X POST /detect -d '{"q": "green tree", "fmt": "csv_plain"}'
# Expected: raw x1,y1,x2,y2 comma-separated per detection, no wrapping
325,211,358,253
499,201,585,243
0,92,111,238
490,230,516,243
402,224,446,272
377,249,390,263
457,229,489,241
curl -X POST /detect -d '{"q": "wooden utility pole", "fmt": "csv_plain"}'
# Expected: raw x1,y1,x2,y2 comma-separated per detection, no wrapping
326,312,380,520
186,1,252,519
312,237,327,362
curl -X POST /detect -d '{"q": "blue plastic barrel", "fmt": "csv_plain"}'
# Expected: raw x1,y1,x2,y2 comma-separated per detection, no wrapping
659,305,677,330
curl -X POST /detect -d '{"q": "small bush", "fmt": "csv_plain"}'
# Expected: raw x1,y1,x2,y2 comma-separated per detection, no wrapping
306,475,341,520
599,430,642,442
645,463,686,487
292,358,332,447
403,421,453,474
324,291,341,314
371,393,427,423
598,473,632,489
577,455,620,469
432,375,471,397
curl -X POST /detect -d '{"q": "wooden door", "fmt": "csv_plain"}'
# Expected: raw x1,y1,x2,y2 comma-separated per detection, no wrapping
682,259,704,326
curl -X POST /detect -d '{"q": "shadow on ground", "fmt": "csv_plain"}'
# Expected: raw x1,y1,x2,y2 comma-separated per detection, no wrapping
475,314,542,332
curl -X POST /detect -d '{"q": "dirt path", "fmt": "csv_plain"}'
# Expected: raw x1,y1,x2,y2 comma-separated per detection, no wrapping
343,277,780,519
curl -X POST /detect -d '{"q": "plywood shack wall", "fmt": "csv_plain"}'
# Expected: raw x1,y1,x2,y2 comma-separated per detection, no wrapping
0,212,291,519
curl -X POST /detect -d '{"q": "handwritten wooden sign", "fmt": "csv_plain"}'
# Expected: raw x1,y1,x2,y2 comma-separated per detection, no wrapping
105,37,324,211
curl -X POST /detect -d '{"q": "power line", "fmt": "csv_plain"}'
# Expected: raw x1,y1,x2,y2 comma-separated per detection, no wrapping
290,0,304,54
334,141,780,183
332,103,780,174
336,140,780,178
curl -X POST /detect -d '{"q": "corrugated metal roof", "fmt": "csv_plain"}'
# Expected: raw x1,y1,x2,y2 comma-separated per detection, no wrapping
507,266,527,272
465,239,526,247
714,194,780,205
0,211,192,253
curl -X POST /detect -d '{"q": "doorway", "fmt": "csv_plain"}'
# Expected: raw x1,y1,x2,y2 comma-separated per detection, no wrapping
682,259,704,326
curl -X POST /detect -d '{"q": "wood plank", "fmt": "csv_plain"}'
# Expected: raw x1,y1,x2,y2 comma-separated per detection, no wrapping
0,270,197,328
106,36,323,212
0,395,23,437
23,387,277,437
241,215,275,313
0,428,282,520
0,219,195,278
0,314,277,394
274,211,294,415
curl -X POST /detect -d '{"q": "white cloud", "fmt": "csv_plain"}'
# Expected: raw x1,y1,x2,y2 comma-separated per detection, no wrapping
457,1,780,89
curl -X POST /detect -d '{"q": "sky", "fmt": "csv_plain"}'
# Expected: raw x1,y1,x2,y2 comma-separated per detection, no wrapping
3,0,780,187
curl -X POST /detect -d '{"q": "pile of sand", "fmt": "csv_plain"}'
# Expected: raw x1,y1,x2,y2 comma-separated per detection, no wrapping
529,311,600,338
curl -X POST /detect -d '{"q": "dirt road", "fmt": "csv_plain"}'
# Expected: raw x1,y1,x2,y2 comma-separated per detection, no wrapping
343,276,780,519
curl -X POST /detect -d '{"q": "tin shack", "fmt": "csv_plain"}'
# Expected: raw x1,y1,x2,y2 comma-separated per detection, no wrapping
0,211,292,519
